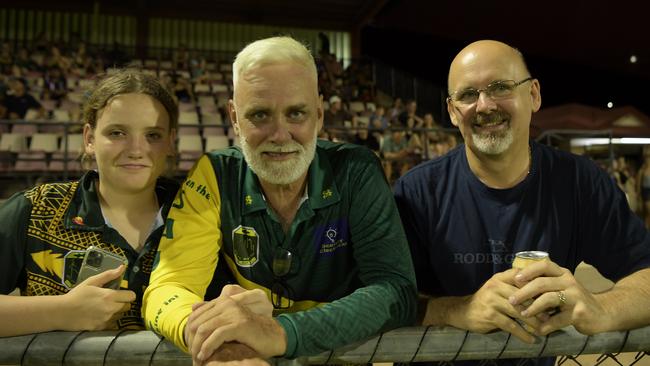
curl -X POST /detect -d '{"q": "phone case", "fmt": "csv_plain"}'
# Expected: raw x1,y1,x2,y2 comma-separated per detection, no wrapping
75,246,128,290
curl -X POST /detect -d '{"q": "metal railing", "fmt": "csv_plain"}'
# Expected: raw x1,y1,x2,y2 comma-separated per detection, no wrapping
1,326,649,365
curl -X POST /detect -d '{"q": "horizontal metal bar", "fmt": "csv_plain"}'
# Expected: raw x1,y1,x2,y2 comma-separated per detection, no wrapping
1,326,650,365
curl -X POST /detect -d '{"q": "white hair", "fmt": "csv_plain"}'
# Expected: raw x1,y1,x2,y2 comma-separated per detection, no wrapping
232,36,317,90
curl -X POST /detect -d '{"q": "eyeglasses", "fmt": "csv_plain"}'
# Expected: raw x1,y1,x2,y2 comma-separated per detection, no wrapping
447,77,534,105
270,248,294,309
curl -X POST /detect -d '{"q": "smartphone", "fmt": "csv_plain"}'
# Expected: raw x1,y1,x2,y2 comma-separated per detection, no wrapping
76,246,128,290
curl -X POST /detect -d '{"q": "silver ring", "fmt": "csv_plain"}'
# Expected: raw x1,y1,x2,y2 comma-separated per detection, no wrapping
557,291,567,306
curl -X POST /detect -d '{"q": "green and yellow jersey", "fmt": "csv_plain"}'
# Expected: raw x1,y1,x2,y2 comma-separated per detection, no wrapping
144,140,417,357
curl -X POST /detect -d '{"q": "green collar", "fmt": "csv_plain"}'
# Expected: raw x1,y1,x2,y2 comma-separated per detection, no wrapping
64,171,179,231
240,143,341,216
64,171,107,231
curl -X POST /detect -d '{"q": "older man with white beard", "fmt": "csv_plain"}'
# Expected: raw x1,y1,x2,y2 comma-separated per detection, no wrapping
394,40,650,366
143,36,416,365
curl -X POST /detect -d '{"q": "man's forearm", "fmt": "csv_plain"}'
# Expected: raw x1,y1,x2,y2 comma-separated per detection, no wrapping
279,280,416,357
594,268,650,332
421,294,469,327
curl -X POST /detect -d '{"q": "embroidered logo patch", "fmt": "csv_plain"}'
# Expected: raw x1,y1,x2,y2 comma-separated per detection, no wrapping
232,225,259,267
313,219,350,256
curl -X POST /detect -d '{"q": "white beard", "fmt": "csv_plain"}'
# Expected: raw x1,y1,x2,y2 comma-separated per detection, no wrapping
240,134,317,185
471,127,514,155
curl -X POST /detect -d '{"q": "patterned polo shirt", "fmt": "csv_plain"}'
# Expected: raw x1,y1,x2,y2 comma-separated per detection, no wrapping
0,170,179,328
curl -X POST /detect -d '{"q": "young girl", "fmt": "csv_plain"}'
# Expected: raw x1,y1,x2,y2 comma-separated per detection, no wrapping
0,69,179,335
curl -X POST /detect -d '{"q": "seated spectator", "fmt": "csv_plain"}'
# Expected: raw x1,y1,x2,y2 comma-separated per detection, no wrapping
174,44,190,70
382,128,419,181
317,70,335,100
14,48,39,74
3,78,44,120
426,132,458,159
356,61,375,103
397,99,424,128
352,120,381,154
420,112,438,150
404,113,424,155
71,42,92,77
370,113,388,148
189,52,207,81
340,77,359,102
323,95,353,141
613,156,640,213
43,66,68,102
421,113,460,160
169,74,194,103
317,128,333,141
320,51,343,78
387,97,404,122
370,105,389,131
88,56,105,76
343,61,360,86
45,46,71,73
422,112,438,131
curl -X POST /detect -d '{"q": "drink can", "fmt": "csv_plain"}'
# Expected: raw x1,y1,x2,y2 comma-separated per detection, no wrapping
512,251,551,334
512,251,549,270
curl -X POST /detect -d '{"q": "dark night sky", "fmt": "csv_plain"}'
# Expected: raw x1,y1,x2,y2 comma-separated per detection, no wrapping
362,25,648,116
360,1,650,123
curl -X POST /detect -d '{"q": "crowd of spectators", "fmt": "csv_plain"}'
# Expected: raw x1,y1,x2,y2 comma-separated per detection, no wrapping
313,36,458,182
0,37,132,127
610,151,650,226
588,150,650,228
318,90,457,182
4,38,650,229
319,93,459,182
0,38,457,185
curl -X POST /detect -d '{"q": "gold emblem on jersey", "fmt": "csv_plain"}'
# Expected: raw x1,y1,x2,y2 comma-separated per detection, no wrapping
232,225,259,267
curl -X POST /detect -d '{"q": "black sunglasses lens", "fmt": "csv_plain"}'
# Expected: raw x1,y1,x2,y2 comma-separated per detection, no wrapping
272,249,292,277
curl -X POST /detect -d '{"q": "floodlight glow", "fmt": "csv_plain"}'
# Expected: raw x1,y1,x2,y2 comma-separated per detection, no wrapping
570,138,650,146
620,138,650,144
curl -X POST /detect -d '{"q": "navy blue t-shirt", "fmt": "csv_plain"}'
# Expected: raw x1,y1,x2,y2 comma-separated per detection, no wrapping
394,141,650,366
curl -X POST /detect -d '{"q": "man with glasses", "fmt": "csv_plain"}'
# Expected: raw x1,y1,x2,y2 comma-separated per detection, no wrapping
394,40,650,365
143,36,417,364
